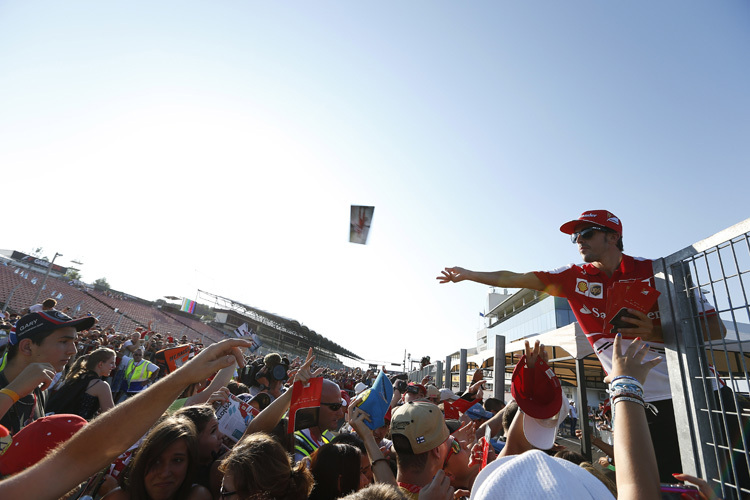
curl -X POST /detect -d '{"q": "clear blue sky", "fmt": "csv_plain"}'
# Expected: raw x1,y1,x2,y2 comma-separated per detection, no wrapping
1,1,748,367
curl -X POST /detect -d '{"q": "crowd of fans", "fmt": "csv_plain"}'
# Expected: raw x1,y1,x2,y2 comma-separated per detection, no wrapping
0,299,720,500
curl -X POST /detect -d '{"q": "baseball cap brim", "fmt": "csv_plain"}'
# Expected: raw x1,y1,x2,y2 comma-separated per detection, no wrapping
522,398,569,450
559,219,592,235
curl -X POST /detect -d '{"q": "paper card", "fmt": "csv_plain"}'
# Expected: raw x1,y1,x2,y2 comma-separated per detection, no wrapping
443,400,459,420
349,205,375,245
215,394,260,443
287,377,323,434
606,282,660,334
481,425,491,470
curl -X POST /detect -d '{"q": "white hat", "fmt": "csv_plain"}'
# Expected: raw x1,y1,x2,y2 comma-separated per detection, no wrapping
354,382,368,395
439,388,459,401
470,449,615,500
523,397,569,450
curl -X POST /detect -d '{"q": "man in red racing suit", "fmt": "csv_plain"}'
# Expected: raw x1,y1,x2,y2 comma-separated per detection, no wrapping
437,209,727,483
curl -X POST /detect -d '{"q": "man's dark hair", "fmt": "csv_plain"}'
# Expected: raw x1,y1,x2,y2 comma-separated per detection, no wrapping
616,236,624,251
554,450,587,465
501,400,519,433
392,434,429,471
484,398,505,413
330,433,366,454
4,329,58,362
42,298,57,309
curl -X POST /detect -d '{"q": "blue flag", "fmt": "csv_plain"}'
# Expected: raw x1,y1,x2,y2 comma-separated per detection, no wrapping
357,370,393,430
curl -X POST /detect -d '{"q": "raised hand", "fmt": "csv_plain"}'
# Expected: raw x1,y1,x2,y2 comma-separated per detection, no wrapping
293,348,325,385
207,387,231,406
420,470,455,500
524,340,548,367
7,363,56,396
347,404,372,438
604,334,662,385
178,338,252,384
437,267,469,284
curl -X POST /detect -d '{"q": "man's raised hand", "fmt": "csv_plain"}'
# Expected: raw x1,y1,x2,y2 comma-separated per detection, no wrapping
7,363,56,396
437,267,468,284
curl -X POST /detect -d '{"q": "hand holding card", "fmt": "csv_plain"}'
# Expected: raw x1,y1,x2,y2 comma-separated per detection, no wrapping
605,282,660,336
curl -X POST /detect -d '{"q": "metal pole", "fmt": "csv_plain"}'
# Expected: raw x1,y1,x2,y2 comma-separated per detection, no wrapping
436,361,443,389
654,258,720,480
2,283,22,313
576,356,592,462
445,355,452,389
32,252,61,305
494,334,506,400
459,349,468,393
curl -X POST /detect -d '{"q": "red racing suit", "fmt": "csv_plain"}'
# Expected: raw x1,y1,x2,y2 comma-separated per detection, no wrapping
534,254,720,402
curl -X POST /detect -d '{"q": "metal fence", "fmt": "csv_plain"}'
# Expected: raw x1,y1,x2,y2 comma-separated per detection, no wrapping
655,218,750,500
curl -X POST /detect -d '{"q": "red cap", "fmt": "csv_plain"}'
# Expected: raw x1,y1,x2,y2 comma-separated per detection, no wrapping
384,406,392,423
407,382,427,396
559,210,622,235
0,414,87,476
511,355,562,419
340,390,351,407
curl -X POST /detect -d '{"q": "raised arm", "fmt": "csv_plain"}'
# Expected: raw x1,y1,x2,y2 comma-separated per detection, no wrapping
608,334,662,500
436,267,544,291
347,405,397,486
183,360,238,407
0,338,253,500
243,348,322,437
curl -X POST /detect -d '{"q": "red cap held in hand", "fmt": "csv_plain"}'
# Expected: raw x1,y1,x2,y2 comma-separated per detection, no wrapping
511,354,562,420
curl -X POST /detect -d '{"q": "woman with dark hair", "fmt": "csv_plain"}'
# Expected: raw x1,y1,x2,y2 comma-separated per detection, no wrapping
218,432,313,500
173,404,224,496
103,416,210,500
47,347,117,420
309,443,364,500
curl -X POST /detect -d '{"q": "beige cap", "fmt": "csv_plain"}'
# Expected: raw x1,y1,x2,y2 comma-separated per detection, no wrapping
391,401,449,454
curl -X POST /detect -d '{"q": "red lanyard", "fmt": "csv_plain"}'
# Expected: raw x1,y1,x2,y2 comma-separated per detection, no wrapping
398,482,423,494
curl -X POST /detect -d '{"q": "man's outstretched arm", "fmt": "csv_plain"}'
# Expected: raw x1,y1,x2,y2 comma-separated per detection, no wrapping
437,266,545,291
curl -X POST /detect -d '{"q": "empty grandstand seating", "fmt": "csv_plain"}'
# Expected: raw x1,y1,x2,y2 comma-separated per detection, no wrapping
0,264,225,343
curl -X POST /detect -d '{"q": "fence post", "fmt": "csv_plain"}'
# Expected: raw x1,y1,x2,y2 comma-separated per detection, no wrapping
494,335,505,400
436,361,443,389
576,357,592,462
459,349,468,393
445,355,452,389
654,258,720,481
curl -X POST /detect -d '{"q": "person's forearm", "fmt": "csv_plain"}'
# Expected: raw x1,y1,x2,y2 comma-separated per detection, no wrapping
184,362,236,406
476,411,504,441
244,389,292,436
360,428,397,486
613,401,660,500
0,393,14,422
1,371,189,499
499,410,532,457
592,437,614,458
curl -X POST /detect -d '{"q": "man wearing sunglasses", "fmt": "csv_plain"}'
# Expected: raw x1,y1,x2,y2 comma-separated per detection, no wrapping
293,378,347,463
437,209,726,483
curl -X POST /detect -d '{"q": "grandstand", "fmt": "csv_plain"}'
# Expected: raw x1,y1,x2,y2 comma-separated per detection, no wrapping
0,251,363,367
198,290,364,368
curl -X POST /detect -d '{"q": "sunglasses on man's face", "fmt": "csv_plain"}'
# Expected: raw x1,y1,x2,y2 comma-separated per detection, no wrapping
570,226,611,243
442,437,461,469
320,401,346,411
